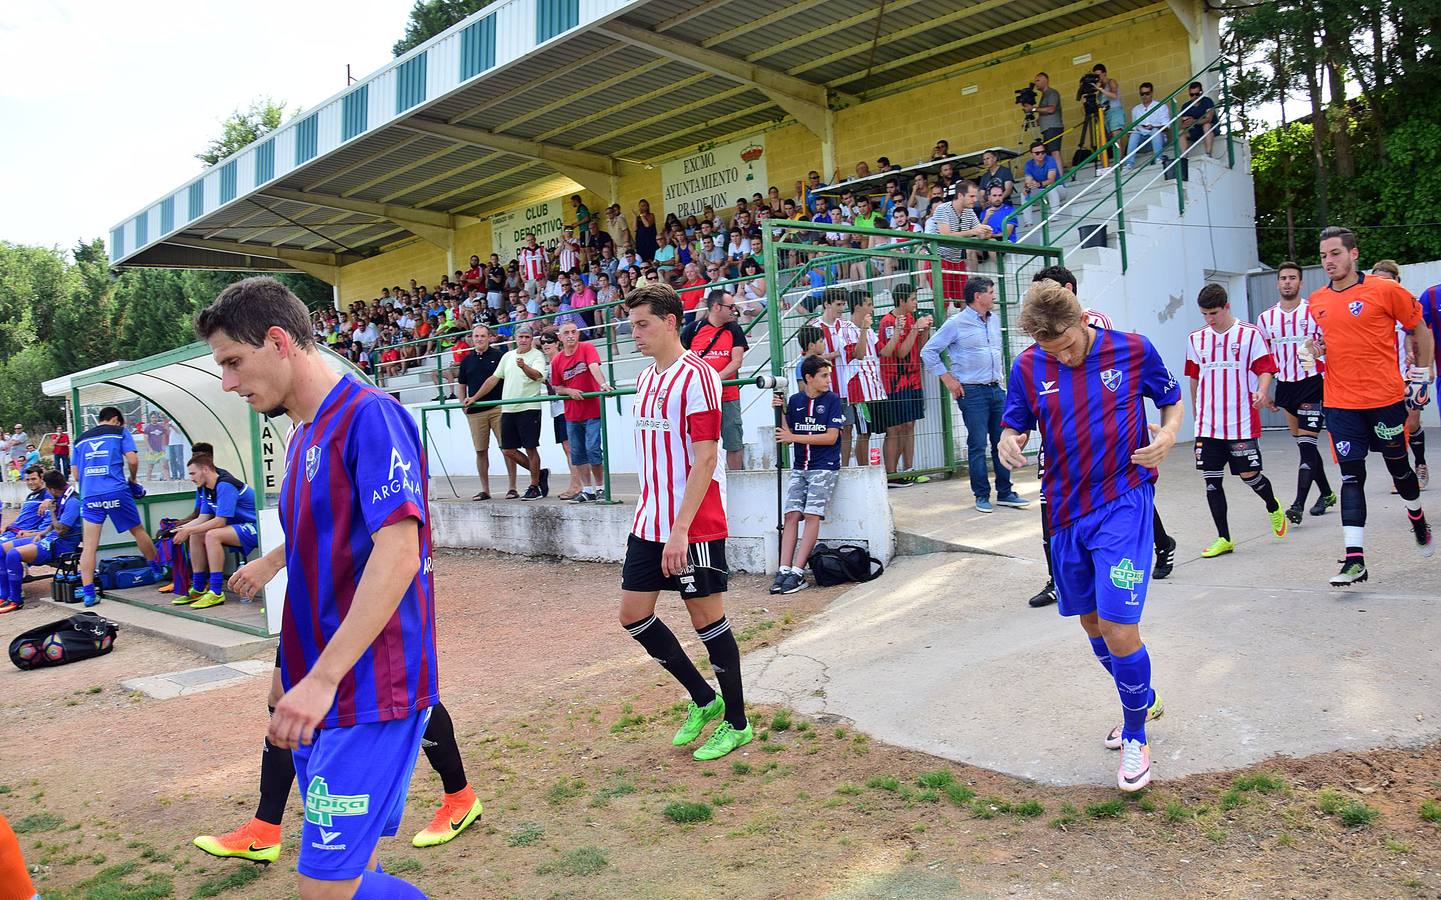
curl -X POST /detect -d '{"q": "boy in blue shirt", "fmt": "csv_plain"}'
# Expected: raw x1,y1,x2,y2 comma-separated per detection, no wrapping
0,470,82,613
75,406,163,606
770,355,846,595
170,453,259,610
1,466,49,550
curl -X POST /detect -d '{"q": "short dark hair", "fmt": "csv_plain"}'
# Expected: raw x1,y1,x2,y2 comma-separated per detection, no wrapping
187,452,216,470
1139,81,1154,92
1092,63,1107,73
957,179,978,195
1277,261,1304,277
1030,140,1047,152
1189,81,1204,91
847,290,872,312
1319,225,1357,250
23,464,44,477
892,282,916,303
192,442,214,456
43,470,67,491
800,355,832,382
625,282,684,326
823,288,848,308
705,289,729,309
97,406,123,424
795,324,822,350
1032,265,1077,291
195,277,315,350
964,276,996,304
1197,283,1228,309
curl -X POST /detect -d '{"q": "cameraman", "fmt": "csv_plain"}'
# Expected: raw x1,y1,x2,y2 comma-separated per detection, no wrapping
1093,63,1125,141
1031,72,1064,175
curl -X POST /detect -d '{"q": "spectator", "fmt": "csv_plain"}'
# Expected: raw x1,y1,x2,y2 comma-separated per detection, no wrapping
877,284,932,482
1179,81,1217,157
568,273,597,332
518,233,548,296
792,324,824,383
2,424,27,475
570,194,591,231
485,254,506,309
678,262,709,320
604,203,632,249
1125,82,1168,170
1093,63,1125,143
461,254,485,294
843,292,886,467
1031,72,1064,174
165,416,186,480
594,273,620,322
976,150,1014,204
809,289,856,465
584,219,613,261
549,321,612,501
682,290,749,470
535,332,583,501
652,231,679,282
980,185,1018,243
738,258,767,321
472,325,549,500
700,234,726,271
804,169,827,214
556,228,581,274
925,180,991,305
770,355,845,595
143,412,169,480
52,429,70,480
1020,140,1066,229
725,228,748,277
909,174,931,220
633,199,658,261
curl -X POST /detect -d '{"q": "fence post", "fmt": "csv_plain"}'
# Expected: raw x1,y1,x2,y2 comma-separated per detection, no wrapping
1168,99,1186,216
597,395,619,504
1114,166,1128,273
1219,59,1235,169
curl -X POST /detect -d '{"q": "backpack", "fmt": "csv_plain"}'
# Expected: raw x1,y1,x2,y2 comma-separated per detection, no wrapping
9,612,119,670
808,543,884,587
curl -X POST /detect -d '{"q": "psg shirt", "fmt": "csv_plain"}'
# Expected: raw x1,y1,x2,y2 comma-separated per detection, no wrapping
1002,329,1181,531
75,424,136,499
279,375,439,729
785,391,845,470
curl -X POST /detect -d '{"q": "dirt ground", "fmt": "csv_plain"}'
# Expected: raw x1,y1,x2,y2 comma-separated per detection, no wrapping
3,548,1441,899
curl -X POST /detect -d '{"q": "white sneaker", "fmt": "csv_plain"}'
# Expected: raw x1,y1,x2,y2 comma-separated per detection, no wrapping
1118,739,1152,792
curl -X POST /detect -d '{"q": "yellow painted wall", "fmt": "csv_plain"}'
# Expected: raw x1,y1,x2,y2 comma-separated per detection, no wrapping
336,5,1193,304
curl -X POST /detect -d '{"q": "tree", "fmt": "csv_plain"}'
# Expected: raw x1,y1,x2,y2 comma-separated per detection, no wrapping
392,0,488,56
196,98,288,166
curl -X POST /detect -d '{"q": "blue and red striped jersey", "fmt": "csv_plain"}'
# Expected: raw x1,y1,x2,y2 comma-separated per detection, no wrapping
278,375,439,729
1002,329,1181,531
1421,284,1441,356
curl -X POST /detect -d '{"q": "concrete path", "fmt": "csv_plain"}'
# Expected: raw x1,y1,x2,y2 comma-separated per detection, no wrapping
748,431,1441,785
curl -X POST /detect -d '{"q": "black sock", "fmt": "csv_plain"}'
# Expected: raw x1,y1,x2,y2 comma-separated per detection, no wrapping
256,705,295,825
697,617,747,730
1151,507,1170,551
1204,472,1229,539
1411,430,1427,466
1384,450,1420,501
1294,436,1317,506
1040,497,1055,579
1340,458,1368,530
625,614,716,707
1243,472,1279,512
421,702,469,795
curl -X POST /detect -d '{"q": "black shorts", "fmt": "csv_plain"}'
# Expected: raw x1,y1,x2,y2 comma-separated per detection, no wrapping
1274,376,1325,432
621,534,729,599
1195,437,1262,474
874,387,924,430
553,414,567,445
500,410,542,450
1041,127,1064,150
1326,402,1408,464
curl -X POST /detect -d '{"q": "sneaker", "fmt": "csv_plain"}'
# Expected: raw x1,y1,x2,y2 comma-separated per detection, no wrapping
1028,580,1057,608
412,789,483,848
1309,492,1337,516
190,590,225,610
1285,502,1304,525
83,594,99,608
1153,536,1177,580
1200,537,1234,558
173,588,204,605
693,720,754,761
780,572,810,595
1268,507,1289,539
1419,464,1430,490
193,818,282,864
1410,514,1434,558
911,475,932,485
1117,739,1152,792
673,695,725,746
995,492,1031,509
768,572,788,595
975,498,993,513
538,467,550,497
571,492,592,503
1105,692,1164,749
520,485,542,501
0,601,21,614
1330,560,1368,587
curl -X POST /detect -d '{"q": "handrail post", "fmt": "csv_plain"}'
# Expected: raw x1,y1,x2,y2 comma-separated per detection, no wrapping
1168,99,1185,216
1218,59,1235,169
1114,166,1128,273
930,244,956,476
598,395,618,504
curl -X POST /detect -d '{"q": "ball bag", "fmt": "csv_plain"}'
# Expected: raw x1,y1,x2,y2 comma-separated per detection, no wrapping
8,612,118,671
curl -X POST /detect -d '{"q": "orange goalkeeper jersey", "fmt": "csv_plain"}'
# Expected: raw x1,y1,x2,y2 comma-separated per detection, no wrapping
1306,273,1422,409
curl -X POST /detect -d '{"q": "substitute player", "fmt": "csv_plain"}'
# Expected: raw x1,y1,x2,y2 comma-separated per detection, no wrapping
1257,262,1337,523
0,470,81,614
166,452,258,610
1372,261,1431,489
620,282,752,761
999,280,1182,791
1306,228,1434,586
75,407,164,607
1185,283,1288,557
197,276,435,898
0,465,48,548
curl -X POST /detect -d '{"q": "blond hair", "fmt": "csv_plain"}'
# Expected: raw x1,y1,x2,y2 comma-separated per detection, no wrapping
1371,259,1400,282
1018,280,1083,341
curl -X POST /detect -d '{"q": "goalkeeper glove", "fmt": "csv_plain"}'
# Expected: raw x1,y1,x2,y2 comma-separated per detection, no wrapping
1405,366,1432,410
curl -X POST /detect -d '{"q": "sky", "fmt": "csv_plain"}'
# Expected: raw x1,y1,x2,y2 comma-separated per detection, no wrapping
0,1,411,253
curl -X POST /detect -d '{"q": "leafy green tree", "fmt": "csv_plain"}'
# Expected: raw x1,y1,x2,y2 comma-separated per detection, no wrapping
392,0,488,56
196,98,288,166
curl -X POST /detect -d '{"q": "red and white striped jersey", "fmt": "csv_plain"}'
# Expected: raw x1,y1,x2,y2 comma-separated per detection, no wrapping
811,316,858,400
518,246,548,282
631,352,728,543
1255,301,1322,382
556,240,580,274
1083,308,1114,329
1184,322,1278,440
1396,324,1409,377
845,326,887,403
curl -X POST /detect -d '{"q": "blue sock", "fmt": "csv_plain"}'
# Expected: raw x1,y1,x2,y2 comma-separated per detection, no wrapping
192,572,206,593
150,559,164,577
4,548,23,602
353,868,426,898
209,571,224,594
81,583,96,601
1111,645,1152,744
1087,636,1112,674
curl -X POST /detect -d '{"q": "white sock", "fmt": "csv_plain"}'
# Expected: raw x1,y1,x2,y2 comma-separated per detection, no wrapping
1343,525,1365,548
1406,496,1423,512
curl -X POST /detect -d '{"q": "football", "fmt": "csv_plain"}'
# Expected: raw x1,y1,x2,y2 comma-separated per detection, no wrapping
41,633,65,663
15,640,39,662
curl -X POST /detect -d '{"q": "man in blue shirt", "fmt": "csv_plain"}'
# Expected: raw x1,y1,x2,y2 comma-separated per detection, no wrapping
1020,140,1067,230
1,466,49,549
1,470,82,613
170,453,259,610
76,407,163,606
921,277,1029,513
770,355,845,595
979,185,1018,244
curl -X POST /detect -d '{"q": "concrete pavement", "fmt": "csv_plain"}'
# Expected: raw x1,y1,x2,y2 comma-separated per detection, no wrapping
748,430,1441,785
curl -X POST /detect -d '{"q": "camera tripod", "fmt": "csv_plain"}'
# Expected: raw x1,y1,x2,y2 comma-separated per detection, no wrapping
1074,103,1112,168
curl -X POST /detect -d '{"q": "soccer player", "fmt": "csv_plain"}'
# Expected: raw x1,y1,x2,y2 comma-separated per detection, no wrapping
75,406,164,607
196,276,436,898
620,282,752,761
166,453,258,610
1372,262,1432,490
1257,262,1337,523
1185,284,1287,557
1305,227,1434,586
1025,266,1176,609
998,280,1182,791
1418,279,1441,488
0,470,80,614
0,466,50,548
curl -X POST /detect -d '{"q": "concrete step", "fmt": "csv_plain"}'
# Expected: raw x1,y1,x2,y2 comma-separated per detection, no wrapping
30,595,274,663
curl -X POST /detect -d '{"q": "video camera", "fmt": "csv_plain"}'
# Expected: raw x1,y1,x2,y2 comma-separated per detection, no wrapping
1013,83,1038,107
1076,72,1102,112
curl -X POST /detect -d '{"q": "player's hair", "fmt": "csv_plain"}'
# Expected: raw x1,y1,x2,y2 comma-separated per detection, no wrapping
964,276,996,305
1276,260,1303,277
892,282,916,304
192,442,214,456
43,470,66,490
1371,259,1401,282
187,453,216,470
625,282,684,327
822,287,848,308
23,464,43,477
1032,265,1076,291
795,324,823,351
1196,283,1229,309
847,290,871,312
1018,281,1083,340
97,406,122,424
1029,140,1047,152
800,355,832,381
196,277,315,351
1318,225,1356,250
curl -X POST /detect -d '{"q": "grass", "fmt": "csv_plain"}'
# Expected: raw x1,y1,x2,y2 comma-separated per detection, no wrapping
865,775,899,792
536,846,608,876
770,709,793,732
589,780,636,808
1385,839,1412,854
1084,799,1126,820
943,783,976,807
916,770,955,789
1219,788,1249,811
190,865,262,898
546,778,586,805
1420,799,1441,824
663,801,713,824
731,761,751,775
1317,788,1345,815
835,783,862,796
1233,771,1286,794
971,797,1010,819
1014,799,1045,818
1337,800,1380,828
506,822,546,846
51,861,173,900
1049,803,1080,829
1205,826,1227,844
12,812,64,833
609,712,648,733
1163,799,1193,823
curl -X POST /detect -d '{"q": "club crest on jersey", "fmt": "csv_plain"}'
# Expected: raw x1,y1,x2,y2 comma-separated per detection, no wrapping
1336,440,1352,456
305,445,321,482
1348,300,1363,317
1101,368,1123,392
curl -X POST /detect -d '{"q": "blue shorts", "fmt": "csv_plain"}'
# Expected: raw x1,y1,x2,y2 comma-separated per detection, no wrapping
1050,483,1154,625
566,418,603,467
293,709,430,880
30,538,75,566
231,523,259,557
1,534,32,548
82,491,141,533
1326,402,1408,464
